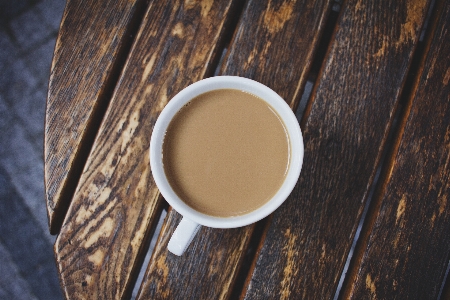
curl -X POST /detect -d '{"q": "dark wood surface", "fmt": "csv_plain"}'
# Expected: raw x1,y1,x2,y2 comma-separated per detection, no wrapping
44,0,148,234
343,0,450,297
242,0,433,298
53,1,238,298
137,1,332,298
45,0,450,298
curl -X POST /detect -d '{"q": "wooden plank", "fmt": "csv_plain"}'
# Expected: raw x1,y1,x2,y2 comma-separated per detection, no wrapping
241,0,431,299
44,0,148,234
137,0,333,298
137,209,254,299
220,0,333,109
53,1,237,299
343,0,450,298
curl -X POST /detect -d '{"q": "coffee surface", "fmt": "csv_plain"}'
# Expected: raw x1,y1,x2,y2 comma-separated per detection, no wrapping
163,89,290,217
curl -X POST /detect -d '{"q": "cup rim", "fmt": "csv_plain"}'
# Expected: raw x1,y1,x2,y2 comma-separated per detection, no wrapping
150,76,303,228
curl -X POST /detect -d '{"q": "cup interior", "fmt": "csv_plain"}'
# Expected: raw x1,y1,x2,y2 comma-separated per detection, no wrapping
150,76,303,228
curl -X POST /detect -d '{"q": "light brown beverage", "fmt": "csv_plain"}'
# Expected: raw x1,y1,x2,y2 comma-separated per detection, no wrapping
163,89,290,217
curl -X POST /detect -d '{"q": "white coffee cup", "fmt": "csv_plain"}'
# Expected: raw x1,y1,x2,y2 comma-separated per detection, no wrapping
150,76,303,255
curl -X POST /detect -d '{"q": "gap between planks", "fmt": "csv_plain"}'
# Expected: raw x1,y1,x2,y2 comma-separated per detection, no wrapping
131,208,168,300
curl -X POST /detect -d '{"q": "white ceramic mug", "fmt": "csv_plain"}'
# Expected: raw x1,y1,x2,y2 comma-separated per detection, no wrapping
150,76,304,255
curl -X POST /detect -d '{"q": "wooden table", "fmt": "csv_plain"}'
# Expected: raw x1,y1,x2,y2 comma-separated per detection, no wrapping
44,0,450,298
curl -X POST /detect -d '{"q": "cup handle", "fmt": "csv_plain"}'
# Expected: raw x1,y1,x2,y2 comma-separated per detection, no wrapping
168,217,201,256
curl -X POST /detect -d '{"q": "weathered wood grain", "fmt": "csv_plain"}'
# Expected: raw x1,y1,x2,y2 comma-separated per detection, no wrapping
343,0,450,297
241,0,431,299
44,0,148,234
53,1,237,298
220,0,333,110
136,0,332,298
137,209,254,299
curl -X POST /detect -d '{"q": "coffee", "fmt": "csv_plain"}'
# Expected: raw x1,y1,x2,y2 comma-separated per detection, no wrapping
162,89,290,217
